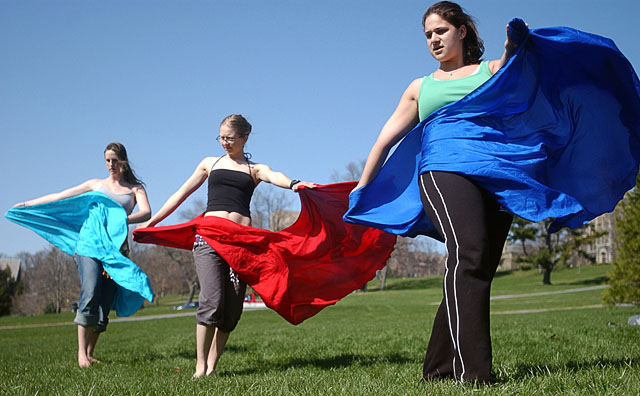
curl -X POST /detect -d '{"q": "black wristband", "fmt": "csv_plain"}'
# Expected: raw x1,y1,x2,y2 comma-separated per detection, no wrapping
289,179,301,189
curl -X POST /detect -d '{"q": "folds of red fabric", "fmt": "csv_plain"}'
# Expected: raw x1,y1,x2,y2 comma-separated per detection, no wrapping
133,182,397,325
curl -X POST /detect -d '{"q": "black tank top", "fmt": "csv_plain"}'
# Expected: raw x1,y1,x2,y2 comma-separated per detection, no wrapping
206,156,256,217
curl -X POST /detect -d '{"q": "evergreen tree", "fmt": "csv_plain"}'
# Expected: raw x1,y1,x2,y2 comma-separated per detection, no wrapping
510,219,603,285
604,173,640,306
508,216,538,256
0,266,20,316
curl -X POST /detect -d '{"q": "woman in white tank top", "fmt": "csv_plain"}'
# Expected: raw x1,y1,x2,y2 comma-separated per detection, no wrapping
13,142,151,368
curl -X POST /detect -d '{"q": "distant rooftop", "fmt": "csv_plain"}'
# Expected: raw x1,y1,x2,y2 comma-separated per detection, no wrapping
0,258,21,282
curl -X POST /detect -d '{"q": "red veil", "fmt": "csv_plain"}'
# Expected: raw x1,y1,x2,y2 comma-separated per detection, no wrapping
133,182,397,325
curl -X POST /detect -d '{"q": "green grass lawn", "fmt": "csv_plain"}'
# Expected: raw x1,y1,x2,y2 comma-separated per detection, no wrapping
1,265,638,395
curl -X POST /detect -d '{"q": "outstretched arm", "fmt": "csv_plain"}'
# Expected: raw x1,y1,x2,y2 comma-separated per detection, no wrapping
138,158,211,228
13,179,99,208
253,164,316,192
355,78,421,191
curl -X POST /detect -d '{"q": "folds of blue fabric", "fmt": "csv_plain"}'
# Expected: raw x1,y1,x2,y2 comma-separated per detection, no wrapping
344,18,640,237
5,191,154,317
345,128,439,239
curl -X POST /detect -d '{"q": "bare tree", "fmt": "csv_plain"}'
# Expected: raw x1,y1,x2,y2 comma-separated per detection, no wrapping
178,198,206,221
251,184,294,231
330,160,366,183
328,160,443,291
330,159,374,290
131,199,205,302
38,247,78,313
164,246,199,303
12,247,79,314
134,248,165,297
176,197,204,301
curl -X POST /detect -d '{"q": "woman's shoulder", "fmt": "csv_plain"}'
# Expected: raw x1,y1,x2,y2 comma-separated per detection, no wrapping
487,58,505,75
199,156,221,169
97,178,139,194
251,162,269,171
402,78,423,101
86,178,105,191
131,183,147,193
479,60,492,73
409,77,423,90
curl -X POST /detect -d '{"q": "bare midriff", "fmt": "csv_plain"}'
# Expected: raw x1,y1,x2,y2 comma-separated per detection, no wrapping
204,211,251,226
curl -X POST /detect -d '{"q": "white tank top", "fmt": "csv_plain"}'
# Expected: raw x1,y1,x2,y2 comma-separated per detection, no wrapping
97,184,135,215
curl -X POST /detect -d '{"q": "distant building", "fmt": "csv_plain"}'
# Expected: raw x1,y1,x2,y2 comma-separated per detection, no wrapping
499,240,524,271
583,210,621,264
386,251,445,277
500,196,626,270
0,258,22,283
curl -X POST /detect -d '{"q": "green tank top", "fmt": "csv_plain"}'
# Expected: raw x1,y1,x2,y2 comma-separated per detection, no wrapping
418,61,492,121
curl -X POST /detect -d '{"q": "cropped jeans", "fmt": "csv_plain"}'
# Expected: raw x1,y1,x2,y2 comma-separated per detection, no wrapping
74,255,117,333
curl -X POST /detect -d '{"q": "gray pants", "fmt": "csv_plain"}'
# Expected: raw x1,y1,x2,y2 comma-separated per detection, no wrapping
193,236,246,332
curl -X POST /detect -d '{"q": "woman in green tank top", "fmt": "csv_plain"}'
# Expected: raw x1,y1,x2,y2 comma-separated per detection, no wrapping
354,4,515,179
354,1,520,385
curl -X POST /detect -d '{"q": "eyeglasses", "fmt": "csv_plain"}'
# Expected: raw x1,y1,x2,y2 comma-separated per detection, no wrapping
216,136,238,144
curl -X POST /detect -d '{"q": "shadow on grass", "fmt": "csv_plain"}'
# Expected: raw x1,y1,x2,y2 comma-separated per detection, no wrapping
508,357,637,380
494,270,515,278
560,275,609,287
223,352,414,376
172,344,253,360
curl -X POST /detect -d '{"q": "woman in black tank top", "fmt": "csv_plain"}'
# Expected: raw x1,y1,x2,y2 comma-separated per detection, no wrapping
140,114,316,378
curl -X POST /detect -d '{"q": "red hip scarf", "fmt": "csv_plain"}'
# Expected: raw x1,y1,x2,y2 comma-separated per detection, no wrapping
133,182,397,325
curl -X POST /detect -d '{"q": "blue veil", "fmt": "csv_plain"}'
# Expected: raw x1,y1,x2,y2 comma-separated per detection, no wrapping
345,19,640,238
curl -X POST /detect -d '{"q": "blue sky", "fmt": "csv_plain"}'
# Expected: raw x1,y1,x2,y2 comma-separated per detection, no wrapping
2,0,639,256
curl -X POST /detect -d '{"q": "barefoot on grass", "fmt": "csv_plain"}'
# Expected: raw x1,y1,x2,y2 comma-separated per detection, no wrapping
192,364,207,379
78,356,91,368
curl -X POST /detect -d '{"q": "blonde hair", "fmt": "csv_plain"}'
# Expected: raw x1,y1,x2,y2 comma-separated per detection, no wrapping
221,114,252,137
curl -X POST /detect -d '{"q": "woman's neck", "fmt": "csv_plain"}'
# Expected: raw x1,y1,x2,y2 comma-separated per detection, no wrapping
438,58,466,73
106,174,124,185
227,152,247,163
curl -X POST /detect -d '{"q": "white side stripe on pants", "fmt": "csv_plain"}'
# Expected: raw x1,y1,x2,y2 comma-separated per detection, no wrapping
420,172,467,381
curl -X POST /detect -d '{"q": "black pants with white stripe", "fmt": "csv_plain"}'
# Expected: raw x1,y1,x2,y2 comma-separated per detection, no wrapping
419,171,513,383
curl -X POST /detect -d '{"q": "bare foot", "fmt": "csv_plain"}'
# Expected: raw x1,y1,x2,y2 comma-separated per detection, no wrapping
205,369,216,376
192,363,207,379
78,355,91,368
88,357,101,364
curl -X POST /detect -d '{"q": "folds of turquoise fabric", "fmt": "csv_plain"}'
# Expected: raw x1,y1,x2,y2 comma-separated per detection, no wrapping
344,18,640,237
5,191,154,316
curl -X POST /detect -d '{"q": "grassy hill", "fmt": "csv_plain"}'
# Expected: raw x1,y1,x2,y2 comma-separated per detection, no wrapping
0,265,638,395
